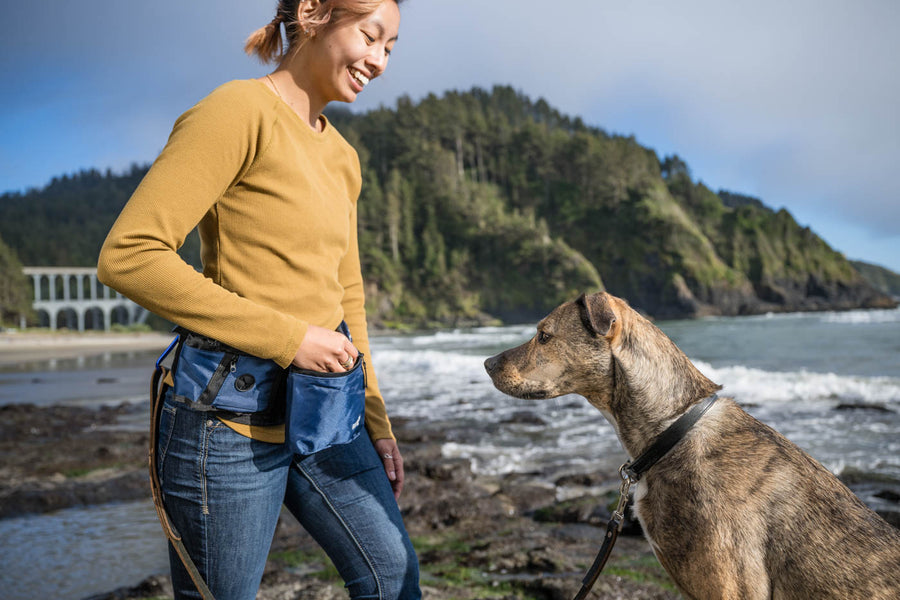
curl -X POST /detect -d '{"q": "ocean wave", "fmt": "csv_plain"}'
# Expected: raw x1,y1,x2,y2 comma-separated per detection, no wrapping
693,306,900,326
818,307,900,324
694,360,900,407
405,326,535,348
374,337,900,410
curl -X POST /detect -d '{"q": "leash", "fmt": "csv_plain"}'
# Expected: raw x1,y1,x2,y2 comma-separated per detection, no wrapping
571,393,719,600
149,336,216,600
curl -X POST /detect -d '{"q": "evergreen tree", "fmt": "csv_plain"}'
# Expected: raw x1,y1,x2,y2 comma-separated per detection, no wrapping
0,235,32,326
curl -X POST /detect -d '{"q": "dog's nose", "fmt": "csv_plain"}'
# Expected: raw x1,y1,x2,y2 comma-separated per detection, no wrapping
484,354,499,375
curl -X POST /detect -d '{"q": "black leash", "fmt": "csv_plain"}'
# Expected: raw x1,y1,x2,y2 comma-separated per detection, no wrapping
572,393,719,600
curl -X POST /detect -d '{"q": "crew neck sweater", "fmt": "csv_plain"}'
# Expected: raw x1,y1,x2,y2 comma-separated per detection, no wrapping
97,79,392,441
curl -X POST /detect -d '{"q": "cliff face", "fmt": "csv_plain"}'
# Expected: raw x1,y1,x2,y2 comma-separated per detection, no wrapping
851,260,900,299
2,87,896,325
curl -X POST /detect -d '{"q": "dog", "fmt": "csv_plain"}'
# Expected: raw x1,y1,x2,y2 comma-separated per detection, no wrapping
484,291,900,599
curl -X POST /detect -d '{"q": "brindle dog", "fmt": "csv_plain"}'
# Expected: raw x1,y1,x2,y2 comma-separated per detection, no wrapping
484,291,900,599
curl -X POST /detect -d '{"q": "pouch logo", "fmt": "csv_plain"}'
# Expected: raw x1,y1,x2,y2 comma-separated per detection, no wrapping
352,415,361,430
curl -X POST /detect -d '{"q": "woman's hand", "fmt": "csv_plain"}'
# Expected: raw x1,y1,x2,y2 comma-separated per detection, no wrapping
373,438,405,500
291,324,359,372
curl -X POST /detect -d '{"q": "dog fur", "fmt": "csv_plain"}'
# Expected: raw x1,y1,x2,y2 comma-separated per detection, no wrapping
484,291,900,599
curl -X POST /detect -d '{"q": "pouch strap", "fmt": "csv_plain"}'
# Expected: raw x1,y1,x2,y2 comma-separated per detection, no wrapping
149,337,216,600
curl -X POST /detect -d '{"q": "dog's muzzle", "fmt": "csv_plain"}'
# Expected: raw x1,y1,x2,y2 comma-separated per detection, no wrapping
484,354,502,377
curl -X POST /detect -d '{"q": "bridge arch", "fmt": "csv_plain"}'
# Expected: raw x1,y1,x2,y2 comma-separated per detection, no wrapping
22,267,148,331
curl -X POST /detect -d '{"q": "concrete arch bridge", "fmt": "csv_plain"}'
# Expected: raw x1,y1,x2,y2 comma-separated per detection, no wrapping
23,267,148,331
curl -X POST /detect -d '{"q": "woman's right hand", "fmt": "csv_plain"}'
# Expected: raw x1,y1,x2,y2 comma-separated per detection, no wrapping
291,324,359,372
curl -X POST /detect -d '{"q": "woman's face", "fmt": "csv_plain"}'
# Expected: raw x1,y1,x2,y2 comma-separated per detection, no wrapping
304,1,400,105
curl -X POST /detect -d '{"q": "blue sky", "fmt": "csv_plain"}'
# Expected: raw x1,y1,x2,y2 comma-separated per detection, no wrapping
3,0,899,271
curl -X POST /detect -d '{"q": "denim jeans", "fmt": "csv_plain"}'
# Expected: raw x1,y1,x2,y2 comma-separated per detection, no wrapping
157,390,421,599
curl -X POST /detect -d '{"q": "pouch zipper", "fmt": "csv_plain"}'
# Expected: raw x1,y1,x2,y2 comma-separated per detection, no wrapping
197,352,238,406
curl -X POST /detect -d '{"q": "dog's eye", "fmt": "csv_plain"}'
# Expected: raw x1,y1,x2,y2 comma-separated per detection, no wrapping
538,331,552,344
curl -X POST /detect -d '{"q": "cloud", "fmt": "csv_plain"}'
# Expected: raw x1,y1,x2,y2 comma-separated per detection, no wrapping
2,0,898,268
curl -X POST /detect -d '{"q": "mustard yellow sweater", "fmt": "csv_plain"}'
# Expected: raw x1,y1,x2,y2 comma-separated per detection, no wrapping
97,79,393,441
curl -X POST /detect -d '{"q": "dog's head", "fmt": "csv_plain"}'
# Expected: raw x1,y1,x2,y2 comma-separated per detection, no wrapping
484,291,624,409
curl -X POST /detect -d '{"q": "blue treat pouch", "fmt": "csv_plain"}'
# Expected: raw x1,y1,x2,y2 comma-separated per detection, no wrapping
171,334,285,414
285,353,366,455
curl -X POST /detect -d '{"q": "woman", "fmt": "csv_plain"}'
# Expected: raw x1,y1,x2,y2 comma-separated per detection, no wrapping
97,1,420,598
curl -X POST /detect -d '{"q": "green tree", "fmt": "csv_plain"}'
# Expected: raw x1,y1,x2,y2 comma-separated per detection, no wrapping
0,235,32,326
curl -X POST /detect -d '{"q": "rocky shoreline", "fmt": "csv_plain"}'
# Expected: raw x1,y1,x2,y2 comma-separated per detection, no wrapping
3,402,897,600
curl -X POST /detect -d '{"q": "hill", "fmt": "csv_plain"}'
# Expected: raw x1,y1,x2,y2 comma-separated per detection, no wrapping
1,86,895,326
851,260,900,298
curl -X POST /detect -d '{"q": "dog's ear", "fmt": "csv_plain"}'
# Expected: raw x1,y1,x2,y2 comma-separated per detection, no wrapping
576,292,616,337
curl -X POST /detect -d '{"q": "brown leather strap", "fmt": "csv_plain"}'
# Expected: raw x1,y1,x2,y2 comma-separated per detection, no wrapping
150,359,216,600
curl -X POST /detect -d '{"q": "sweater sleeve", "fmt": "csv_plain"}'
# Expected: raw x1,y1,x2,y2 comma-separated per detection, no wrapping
339,194,394,441
97,82,306,366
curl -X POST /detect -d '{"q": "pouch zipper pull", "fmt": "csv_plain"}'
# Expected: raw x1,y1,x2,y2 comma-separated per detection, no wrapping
198,352,238,406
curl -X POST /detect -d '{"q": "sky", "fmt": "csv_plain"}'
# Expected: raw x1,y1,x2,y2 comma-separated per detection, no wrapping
2,0,899,272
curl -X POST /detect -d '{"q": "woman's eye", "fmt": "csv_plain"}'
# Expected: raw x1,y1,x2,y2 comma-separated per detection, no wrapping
362,32,374,43
538,331,551,344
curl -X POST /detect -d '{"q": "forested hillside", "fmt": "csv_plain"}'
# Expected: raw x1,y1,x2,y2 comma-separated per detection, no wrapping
1,86,895,327
851,261,900,298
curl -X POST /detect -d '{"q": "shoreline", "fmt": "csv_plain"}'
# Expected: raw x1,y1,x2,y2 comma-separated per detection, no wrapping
0,331,174,367
2,403,680,600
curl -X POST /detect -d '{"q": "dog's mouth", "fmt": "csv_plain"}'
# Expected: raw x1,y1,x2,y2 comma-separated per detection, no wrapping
484,356,555,399
517,388,552,400
492,381,553,400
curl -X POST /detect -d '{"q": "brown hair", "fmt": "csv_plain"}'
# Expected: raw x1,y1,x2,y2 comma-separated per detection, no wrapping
245,0,399,64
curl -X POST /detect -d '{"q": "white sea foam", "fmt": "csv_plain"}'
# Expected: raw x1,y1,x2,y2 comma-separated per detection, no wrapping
693,360,900,407
819,307,900,324
407,325,535,348
699,306,900,326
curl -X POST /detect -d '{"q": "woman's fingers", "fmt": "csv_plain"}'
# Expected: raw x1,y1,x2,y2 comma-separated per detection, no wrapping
373,438,404,500
292,324,359,372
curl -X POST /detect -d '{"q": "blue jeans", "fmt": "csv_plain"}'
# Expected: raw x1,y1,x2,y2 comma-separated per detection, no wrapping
157,391,421,599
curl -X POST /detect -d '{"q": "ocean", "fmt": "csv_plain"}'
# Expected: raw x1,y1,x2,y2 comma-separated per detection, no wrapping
1,307,898,599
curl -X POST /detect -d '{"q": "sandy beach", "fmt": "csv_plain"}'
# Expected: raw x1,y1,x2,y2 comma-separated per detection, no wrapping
0,331,174,367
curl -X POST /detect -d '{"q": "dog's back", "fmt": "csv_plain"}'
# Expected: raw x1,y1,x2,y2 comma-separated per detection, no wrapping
637,399,900,599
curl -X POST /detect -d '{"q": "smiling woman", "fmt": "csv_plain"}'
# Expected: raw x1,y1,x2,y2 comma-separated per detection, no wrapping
246,0,400,128
95,1,418,599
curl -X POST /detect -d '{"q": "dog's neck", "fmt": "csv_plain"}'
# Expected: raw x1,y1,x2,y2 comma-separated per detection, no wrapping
600,311,720,460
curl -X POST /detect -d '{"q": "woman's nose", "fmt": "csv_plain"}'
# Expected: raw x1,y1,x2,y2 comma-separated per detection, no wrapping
366,49,388,77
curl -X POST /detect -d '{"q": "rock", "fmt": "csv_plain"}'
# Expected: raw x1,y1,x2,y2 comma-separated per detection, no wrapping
835,403,894,413
423,458,473,482
81,574,172,600
534,495,611,526
554,472,608,488
496,477,558,515
875,490,900,503
501,411,548,425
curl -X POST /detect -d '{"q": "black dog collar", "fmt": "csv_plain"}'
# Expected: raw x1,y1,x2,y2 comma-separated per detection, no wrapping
623,393,719,481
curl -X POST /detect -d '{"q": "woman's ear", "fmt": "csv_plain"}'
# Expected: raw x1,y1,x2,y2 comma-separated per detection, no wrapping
298,0,322,26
